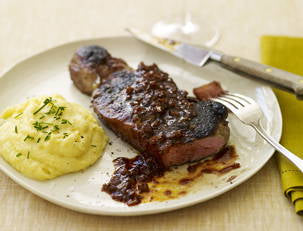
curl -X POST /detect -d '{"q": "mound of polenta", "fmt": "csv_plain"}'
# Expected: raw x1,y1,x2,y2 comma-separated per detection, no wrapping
0,95,108,180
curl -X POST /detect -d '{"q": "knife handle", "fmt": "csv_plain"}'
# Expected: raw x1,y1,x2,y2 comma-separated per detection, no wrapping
220,55,303,98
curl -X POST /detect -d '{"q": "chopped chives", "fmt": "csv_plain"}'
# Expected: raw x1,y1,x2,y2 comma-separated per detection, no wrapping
14,113,23,118
24,135,34,142
29,97,72,142
61,119,72,125
52,125,60,132
45,132,51,141
33,97,52,115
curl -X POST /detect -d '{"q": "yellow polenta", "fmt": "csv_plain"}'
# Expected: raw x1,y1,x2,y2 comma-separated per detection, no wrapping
0,95,108,180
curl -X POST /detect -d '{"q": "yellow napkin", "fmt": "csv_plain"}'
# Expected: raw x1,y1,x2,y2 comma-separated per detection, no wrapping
261,36,303,215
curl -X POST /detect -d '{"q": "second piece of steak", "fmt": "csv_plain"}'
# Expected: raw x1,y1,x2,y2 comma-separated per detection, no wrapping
193,81,226,101
91,60,229,167
69,45,129,95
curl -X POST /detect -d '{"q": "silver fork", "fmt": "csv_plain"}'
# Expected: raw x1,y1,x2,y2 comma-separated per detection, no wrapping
213,93,303,172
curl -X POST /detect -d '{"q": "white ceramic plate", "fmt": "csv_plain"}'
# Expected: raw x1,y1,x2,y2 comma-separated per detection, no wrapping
0,36,282,216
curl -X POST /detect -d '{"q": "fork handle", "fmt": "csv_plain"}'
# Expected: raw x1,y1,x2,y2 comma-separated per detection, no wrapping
251,122,303,172
219,54,303,99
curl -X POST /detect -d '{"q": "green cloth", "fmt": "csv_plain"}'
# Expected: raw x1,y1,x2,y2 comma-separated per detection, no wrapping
261,36,303,215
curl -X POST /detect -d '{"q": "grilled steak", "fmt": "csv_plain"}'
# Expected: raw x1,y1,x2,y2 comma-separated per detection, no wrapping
69,45,129,95
69,45,230,167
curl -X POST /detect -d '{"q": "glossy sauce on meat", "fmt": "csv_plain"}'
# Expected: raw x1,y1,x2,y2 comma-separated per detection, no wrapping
128,63,197,145
93,62,229,167
124,63,226,147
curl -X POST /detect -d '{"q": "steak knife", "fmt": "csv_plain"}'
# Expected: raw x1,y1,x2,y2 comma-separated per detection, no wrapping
127,28,303,99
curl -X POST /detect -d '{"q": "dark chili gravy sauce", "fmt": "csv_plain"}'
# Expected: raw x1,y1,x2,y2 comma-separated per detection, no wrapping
102,153,165,206
102,145,239,206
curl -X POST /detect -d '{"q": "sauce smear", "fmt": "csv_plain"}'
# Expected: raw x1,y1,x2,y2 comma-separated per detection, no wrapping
102,146,240,206
187,145,239,174
102,154,164,206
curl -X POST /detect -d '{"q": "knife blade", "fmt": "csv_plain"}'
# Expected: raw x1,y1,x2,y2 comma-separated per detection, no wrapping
126,28,218,66
126,27,303,99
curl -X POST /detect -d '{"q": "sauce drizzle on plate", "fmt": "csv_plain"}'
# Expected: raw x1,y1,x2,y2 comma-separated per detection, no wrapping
102,145,240,206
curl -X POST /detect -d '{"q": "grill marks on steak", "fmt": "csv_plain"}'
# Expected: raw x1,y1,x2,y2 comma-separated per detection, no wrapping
92,62,229,167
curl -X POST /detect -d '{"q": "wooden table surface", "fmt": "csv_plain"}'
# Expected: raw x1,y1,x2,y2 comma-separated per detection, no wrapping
1,0,303,230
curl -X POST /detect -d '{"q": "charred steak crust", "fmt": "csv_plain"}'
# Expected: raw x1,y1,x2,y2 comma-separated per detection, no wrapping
76,45,110,66
92,62,229,166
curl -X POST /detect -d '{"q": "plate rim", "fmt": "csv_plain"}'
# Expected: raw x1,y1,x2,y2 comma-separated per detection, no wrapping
0,36,283,216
